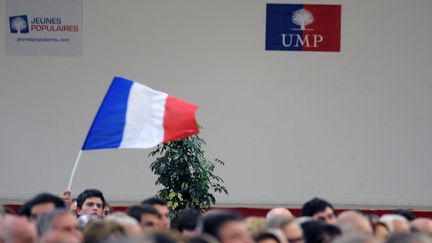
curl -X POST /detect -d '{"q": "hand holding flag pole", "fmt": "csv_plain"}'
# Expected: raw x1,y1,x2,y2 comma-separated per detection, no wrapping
67,77,200,190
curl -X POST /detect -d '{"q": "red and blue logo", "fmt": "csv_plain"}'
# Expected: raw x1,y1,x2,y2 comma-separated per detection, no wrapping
266,4,341,52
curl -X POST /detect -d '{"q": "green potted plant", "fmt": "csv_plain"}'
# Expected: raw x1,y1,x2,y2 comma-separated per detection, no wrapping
149,132,228,219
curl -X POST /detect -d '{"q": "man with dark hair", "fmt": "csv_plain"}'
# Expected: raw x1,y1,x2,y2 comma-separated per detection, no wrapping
174,208,202,240
142,197,170,230
394,209,416,221
201,210,253,243
301,197,336,224
76,189,105,217
301,220,342,243
127,205,161,233
18,193,66,222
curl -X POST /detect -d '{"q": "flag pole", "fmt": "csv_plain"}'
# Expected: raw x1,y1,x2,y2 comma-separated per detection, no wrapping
67,150,83,190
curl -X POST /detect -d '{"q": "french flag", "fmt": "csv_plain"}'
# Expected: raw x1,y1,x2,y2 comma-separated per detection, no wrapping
82,77,199,150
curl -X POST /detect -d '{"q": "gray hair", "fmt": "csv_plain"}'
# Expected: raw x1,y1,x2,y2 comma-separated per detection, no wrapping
380,214,408,233
105,212,139,227
333,233,379,243
266,216,296,229
296,216,313,225
36,208,72,236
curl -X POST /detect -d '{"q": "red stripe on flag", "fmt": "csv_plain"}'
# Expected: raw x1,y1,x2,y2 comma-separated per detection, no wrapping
163,96,200,143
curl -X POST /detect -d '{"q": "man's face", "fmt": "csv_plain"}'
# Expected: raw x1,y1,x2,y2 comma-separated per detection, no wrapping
77,197,103,217
313,207,336,224
218,220,253,243
154,204,170,230
30,202,55,221
51,213,83,242
139,214,160,233
283,222,304,243
103,206,111,216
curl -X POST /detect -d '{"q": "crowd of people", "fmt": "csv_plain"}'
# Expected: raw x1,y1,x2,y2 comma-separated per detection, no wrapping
0,189,431,243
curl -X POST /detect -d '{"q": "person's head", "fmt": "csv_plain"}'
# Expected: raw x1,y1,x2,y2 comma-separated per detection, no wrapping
19,193,65,221
372,221,390,241
410,218,432,234
127,205,161,233
105,212,142,237
103,202,113,217
393,209,416,221
266,208,293,220
244,217,267,239
18,201,32,218
36,208,83,242
301,220,341,243
39,230,81,243
83,220,126,243
202,210,253,243
76,189,106,217
301,198,336,224
174,208,202,240
336,211,373,234
332,233,380,243
266,216,304,243
141,197,170,230
0,215,38,243
70,198,78,214
255,229,287,243
380,214,410,235
140,232,178,243
386,232,432,243
366,214,380,226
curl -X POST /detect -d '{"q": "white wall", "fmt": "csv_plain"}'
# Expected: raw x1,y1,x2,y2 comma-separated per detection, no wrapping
1,0,432,209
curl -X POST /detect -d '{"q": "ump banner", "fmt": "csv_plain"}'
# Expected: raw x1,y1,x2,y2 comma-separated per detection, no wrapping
6,0,82,56
266,4,341,52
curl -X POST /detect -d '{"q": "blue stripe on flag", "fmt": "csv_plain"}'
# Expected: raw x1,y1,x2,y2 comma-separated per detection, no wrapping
82,77,133,150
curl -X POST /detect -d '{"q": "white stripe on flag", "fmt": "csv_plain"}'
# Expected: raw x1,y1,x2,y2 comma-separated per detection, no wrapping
119,83,168,148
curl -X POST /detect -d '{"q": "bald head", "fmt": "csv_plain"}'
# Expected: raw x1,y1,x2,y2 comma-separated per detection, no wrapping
266,208,293,220
337,211,373,234
0,215,37,243
410,218,432,234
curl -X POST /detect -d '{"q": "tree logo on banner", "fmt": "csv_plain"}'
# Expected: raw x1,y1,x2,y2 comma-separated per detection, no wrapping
292,8,314,31
9,15,29,34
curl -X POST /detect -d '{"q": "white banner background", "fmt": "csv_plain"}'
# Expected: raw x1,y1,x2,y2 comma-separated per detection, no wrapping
6,0,82,56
